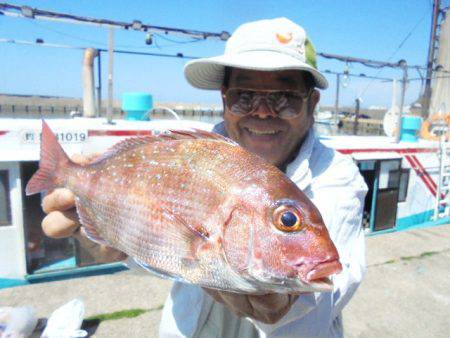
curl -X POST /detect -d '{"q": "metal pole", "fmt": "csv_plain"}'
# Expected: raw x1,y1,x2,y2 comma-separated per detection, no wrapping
353,98,360,135
96,51,102,117
334,73,340,127
423,0,441,117
434,136,445,219
107,27,114,124
396,65,408,142
0,3,230,41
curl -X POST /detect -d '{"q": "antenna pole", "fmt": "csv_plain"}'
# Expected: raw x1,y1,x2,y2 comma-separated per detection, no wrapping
422,0,442,117
396,63,408,142
334,73,340,127
107,27,114,124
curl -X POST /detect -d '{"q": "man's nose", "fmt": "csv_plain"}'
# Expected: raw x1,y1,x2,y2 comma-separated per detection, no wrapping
250,99,277,119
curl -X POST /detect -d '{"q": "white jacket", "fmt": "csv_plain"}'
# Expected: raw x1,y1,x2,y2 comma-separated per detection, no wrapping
160,130,368,338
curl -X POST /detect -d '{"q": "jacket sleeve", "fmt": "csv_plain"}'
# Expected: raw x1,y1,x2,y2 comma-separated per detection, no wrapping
322,170,367,319
251,155,367,336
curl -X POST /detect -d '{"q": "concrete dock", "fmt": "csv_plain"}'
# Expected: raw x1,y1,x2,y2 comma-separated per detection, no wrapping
1,224,450,337
343,224,450,338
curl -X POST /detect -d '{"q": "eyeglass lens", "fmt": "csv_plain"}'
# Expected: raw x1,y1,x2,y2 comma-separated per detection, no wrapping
226,89,308,118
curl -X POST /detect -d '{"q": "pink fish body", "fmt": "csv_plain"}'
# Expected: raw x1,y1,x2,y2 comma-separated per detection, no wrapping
26,121,342,294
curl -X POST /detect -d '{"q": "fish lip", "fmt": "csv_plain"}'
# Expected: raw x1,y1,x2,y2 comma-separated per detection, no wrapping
306,260,343,282
290,258,342,283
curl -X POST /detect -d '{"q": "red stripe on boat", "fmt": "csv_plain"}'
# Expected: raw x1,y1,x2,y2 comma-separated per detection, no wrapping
337,148,437,154
404,155,436,196
88,130,155,137
410,154,437,190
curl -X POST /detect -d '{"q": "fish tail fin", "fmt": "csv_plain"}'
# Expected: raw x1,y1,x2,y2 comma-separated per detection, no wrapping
26,120,73,195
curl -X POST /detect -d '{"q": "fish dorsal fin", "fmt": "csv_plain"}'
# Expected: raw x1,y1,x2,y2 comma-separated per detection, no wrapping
169,129,238,145
92,129,237,163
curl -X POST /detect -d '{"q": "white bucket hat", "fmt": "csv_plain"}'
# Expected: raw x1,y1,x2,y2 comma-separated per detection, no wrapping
184,17,328,90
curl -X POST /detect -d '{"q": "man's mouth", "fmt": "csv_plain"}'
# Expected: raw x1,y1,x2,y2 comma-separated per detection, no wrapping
244,127,282,136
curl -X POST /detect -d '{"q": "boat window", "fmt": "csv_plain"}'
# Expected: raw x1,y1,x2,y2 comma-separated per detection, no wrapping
379,160,401,189
358,160,376,171
0,170,12,226
398,169,410,202
387,169,401,189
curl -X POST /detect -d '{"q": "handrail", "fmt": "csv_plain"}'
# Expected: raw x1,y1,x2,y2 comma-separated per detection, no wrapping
147,107,181,120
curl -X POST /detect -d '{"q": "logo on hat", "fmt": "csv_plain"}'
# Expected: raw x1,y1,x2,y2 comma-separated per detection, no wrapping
276,32,293,44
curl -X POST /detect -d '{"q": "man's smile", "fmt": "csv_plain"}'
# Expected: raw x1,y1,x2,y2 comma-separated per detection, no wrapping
244,127,282,135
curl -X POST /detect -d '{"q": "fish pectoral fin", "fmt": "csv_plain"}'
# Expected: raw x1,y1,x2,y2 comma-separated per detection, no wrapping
161,206,209,241
75,199,109,246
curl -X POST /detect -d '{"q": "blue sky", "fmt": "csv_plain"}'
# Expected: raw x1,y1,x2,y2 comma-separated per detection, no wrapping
0,1,440,108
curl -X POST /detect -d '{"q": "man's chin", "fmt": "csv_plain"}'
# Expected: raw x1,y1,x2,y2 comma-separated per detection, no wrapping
241,137,281,165
252,149,280,166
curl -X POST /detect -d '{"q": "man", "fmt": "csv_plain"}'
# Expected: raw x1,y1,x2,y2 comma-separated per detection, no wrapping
42,18,367,338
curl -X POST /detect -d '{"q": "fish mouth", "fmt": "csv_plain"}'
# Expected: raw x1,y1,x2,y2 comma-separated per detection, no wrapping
292,259,342,292
306,260,343,282
306,277,334,292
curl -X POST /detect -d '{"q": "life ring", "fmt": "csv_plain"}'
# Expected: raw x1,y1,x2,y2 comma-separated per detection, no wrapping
420,113,450,141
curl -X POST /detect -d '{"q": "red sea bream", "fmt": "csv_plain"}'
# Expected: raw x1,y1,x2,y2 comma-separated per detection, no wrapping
26,121,342,294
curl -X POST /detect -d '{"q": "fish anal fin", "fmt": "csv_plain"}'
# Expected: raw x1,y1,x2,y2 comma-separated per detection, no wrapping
131,257,185,281
75,199,109,246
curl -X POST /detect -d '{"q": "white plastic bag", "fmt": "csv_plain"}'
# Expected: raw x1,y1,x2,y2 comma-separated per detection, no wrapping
41,299,87,338
0,306,37,338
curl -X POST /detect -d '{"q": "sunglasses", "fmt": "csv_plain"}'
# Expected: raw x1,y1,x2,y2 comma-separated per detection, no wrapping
223,88,312,119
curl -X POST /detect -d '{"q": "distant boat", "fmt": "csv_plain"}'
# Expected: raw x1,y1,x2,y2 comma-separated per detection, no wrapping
315,110,335,125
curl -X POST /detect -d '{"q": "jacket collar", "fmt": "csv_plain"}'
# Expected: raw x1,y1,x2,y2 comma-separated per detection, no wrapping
285,129,315,190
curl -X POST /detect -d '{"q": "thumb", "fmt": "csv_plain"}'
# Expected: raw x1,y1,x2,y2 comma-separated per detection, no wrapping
71,152,103,165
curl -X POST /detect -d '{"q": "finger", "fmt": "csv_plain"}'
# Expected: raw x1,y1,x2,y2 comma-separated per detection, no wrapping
211,291,253,318
42,210,80,238
74,231,128,263
86,152,103,162
98,246,128,262
42,188,75,213
71,153,102,165
248,293,291,311
249,294,298,324
202,288,223,302
71,153,90,165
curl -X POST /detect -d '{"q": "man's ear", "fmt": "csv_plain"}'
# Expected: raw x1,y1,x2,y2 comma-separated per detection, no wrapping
221,85,227,111
308,89,320,114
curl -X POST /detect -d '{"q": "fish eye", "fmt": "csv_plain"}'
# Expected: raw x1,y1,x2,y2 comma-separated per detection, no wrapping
281,211,298,227
272,203,303,232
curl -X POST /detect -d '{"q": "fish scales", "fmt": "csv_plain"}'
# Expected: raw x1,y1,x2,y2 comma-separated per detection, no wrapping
73,140,240,284
26,122,343,294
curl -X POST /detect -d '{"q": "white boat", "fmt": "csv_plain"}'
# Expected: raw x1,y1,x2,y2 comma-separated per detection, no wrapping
315,110,335,125
0,117,448,288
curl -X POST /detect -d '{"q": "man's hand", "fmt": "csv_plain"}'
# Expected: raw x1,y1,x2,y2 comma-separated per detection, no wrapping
41,154,127,264
204,289,299,324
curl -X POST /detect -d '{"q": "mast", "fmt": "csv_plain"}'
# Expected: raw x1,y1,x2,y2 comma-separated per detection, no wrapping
423,0,442,117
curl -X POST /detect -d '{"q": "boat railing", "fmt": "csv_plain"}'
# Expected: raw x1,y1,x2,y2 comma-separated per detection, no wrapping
434,135,450,219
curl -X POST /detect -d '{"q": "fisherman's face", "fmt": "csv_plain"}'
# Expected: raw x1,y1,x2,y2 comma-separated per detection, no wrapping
222,69,319,168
